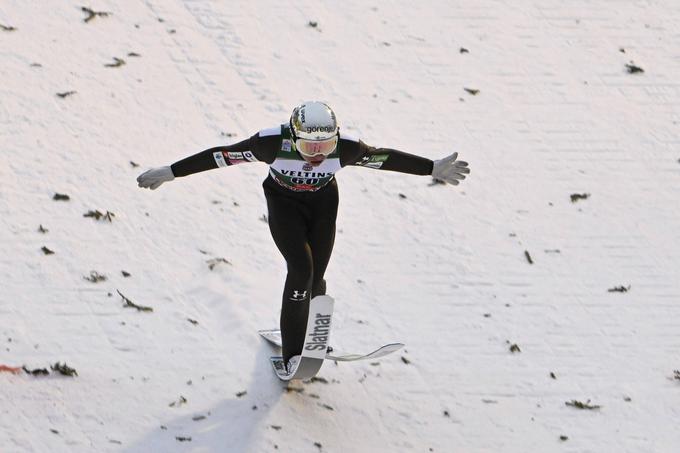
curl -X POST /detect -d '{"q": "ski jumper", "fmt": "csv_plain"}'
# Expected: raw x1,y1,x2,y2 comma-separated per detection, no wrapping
170,124,433,363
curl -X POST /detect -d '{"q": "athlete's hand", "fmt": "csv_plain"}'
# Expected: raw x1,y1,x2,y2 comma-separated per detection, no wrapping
431,152,469,185
137,166,175,190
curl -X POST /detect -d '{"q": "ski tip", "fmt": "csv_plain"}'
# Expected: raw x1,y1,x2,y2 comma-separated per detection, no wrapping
379,343,405,349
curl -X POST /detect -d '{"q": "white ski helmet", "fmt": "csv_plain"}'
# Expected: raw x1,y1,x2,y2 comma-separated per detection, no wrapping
289,101,339,157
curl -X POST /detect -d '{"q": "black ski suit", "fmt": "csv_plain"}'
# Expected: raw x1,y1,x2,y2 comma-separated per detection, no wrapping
170,124,433,363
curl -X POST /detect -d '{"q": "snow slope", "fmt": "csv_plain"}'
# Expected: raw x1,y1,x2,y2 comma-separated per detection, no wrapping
2,1,680,452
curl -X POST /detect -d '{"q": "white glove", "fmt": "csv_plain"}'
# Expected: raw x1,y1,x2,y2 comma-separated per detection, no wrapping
137,166,175,190
431,152,469,185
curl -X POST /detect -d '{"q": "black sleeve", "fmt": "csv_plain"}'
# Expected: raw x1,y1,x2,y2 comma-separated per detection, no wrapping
170,131,281,177
339,138,434,176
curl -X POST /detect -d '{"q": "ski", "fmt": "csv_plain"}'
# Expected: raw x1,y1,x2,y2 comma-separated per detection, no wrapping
259,329,404,362
267,295,334,381
326,343,404,362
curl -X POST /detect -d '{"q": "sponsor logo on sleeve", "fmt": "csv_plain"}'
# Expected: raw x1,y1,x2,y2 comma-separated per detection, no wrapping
213,151,228,167
225,151,246,165
225,151,258,165
356,154,389,169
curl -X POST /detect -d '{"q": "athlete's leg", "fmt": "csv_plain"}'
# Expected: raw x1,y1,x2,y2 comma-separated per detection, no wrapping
264,185,314,364
308,181,339,298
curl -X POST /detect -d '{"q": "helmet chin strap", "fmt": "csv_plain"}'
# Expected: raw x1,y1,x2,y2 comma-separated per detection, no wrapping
289,119,305,158
289,117,298,141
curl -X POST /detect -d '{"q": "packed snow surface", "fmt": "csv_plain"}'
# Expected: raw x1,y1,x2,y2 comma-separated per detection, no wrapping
2,1,680,452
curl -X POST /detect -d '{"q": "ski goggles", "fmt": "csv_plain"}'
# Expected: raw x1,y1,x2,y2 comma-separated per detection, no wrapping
295,136,338,157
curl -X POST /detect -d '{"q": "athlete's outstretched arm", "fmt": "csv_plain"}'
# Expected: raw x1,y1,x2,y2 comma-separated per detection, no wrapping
170,140,256,177
340,135,470,185
137,130,280,190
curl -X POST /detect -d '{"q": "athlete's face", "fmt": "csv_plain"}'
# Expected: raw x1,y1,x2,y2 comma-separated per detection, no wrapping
295,136,337,167
301,153,327,167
